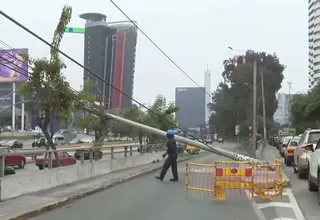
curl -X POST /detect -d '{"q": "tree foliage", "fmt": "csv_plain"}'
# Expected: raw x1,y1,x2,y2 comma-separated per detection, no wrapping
20,6,74,160
209,50,285,137
120,95,180,144
75,80,109,144
290,84,320,131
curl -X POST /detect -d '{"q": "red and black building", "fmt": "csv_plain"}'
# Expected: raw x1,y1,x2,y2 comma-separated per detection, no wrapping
80,13,137,109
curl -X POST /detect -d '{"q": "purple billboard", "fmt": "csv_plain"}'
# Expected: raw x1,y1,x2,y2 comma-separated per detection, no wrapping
0,48,28,83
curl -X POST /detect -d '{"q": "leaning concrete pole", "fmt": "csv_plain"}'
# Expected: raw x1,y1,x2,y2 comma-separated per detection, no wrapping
104,112,263,163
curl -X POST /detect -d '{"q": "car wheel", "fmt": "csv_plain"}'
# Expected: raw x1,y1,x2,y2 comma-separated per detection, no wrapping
297,166,306,179
285,157,291,167
293,164,298,173
38,165,44,170
18,159,26,168
308,166,318,191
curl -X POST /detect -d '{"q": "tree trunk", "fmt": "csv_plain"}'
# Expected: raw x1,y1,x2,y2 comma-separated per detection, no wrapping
39,114,60,167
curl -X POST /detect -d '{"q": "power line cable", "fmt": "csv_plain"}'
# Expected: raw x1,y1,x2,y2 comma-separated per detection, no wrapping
109,0,212,98
0,39,216,149
0,39,258,116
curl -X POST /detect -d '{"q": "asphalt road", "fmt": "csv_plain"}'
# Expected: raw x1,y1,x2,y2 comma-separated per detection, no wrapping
276,147,320,220
32,143,261,220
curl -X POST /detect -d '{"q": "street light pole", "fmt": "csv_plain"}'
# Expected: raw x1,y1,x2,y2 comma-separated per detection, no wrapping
252,60,258,154
260,69,267,139
287,82,292,126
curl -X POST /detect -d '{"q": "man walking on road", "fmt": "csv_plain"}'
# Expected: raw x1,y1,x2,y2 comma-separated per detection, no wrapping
155,130,179,182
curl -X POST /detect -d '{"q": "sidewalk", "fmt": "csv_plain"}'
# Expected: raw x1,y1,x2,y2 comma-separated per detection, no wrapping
0,153,206,220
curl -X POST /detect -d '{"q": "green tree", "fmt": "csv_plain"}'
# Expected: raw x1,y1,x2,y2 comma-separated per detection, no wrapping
145,95,179,143
209,50,285,138
20,5,74,163
121,95,179,145
290,85,320,131
122,104,146,145
75,80,109,144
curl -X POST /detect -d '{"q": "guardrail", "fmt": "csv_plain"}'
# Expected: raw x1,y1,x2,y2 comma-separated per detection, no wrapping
0,143,165,177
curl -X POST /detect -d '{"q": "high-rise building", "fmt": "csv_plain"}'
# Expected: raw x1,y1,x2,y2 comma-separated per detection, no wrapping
80,14,137,109
175,87,206,129
107,21,137,109
274,93,295,125
308,0,320,89
204,68,211,124
80,13,116,107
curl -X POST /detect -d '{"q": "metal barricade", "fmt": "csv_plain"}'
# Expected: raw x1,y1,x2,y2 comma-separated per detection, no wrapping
185,160,283,200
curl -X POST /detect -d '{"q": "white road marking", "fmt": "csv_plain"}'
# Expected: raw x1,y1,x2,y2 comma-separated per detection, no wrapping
248,190,288,197
269,218,297,220
255,202,293,209
245,188,306,220
286,188,306,220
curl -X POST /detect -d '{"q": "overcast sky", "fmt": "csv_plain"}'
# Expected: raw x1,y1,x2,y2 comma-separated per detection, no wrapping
0,0,308,105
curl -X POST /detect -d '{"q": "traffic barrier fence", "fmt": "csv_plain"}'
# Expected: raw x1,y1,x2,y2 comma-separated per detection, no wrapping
185,160,283,200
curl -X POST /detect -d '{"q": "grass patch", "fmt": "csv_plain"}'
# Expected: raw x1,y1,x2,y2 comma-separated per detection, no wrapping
0,135,34,141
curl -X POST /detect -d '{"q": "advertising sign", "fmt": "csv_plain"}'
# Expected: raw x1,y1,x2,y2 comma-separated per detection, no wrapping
0,48,28,83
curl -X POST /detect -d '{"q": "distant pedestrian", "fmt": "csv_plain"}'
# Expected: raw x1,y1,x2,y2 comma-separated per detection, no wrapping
155,130,179,182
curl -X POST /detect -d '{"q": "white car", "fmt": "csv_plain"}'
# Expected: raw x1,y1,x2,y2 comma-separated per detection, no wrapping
305,139,320,202
80,137,94,143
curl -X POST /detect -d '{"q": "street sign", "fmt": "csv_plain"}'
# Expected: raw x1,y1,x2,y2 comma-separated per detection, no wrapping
248,126,252,131
235,125,240,135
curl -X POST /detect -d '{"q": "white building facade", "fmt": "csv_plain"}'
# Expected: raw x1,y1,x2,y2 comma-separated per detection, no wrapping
204,69,211,124
309,0,320,89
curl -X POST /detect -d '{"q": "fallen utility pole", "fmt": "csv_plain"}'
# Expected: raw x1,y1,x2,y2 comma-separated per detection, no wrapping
103,111,264,164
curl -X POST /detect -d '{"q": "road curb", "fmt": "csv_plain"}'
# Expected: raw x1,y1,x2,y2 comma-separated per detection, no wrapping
7,153,207,220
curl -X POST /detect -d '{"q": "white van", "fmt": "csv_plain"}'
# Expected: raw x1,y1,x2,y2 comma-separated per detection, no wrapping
52,134,65,146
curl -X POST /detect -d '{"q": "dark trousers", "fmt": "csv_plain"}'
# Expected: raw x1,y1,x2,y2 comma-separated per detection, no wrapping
159,154,178,180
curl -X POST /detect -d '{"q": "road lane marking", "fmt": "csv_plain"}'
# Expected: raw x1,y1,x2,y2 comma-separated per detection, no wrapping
269,218,297,220
256,202,293,209
286,188,306,220
245,190,268,220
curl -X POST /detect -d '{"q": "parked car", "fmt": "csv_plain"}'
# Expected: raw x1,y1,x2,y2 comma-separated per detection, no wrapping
284,136,301,166
218,138,224,143
80,137,94,143
4,140,23,149
74,148,103,160
32,137,47,148
0,140,8,146
52,134,65,145
279,136,292,157
293,129,320,179
0,147,26,168
35,151,76,170
304,139,320,197
68,138,81,145
276,137,284,149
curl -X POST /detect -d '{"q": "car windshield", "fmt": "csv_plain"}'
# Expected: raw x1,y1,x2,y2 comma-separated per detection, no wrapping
283,137,292,144
308,132,320,143
290,140,299,146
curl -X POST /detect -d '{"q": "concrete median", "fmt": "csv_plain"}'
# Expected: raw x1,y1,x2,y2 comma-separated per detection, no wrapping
0,153,207,220
255,140,290,187
0,151,164,201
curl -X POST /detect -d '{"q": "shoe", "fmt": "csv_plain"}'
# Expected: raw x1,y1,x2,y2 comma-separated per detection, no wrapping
155,176,163,181
169,178,179,182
